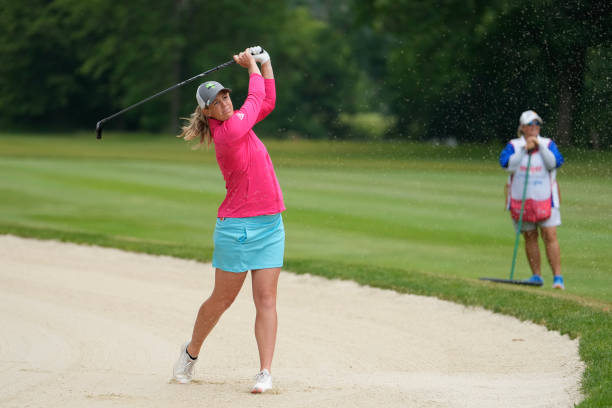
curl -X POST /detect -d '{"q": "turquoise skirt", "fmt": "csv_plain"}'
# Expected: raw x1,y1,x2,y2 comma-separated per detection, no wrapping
212,213,285,273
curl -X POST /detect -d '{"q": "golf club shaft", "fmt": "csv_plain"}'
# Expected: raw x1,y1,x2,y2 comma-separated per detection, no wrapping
509,152,532,280
96,59,236,139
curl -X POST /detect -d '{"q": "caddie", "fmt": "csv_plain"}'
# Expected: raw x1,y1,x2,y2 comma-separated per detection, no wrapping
499,110,565,289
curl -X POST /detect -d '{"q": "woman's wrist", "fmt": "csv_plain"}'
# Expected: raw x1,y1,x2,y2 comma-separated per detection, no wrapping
247,62,261,76
261,61,274,79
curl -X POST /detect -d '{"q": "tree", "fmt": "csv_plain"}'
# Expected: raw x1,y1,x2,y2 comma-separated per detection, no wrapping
357,0,612,147
0,0,363,138
477,0,612,146
0,0,96,127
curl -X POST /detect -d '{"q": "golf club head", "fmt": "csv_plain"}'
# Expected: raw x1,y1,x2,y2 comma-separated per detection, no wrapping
96,121,103,139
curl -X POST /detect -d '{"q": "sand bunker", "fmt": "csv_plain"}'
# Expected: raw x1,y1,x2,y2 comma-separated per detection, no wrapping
0,235,583,407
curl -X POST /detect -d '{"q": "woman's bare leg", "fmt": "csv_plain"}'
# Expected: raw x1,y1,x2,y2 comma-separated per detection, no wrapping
541,226,562,276
187,268,247,357
523,229,541,276
251,267,281,372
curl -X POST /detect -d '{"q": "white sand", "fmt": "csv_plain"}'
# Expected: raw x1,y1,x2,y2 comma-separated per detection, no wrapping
0,235,583,407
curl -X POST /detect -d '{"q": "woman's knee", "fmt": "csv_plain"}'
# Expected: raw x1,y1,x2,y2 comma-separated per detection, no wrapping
541,227,558,243
523,229,539,241
254,291,277,312
209,290,239,311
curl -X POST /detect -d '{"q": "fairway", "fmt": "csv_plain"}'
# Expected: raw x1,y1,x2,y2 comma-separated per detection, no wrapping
1,133,610,303
1,133,612,406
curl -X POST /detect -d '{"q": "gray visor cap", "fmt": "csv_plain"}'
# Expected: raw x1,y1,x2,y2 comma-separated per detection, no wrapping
196,81,231,108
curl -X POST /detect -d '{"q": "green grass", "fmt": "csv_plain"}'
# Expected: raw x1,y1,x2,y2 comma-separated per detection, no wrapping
1,132,611,406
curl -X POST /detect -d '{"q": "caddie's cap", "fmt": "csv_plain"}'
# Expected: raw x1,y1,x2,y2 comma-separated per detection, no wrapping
196,81,231,108
519,110,544,125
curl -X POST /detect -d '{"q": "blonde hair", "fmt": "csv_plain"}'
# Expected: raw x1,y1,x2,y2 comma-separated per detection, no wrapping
516,124,524,139
178,106,212,148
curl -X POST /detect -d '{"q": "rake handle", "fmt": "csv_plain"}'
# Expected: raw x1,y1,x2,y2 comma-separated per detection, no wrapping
509,152,532,280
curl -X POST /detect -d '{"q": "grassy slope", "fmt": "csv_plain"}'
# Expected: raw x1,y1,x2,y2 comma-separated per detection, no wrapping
0,132,611,406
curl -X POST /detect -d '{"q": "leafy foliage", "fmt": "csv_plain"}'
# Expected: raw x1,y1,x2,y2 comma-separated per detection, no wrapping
359,0,612,147
0,0,610,147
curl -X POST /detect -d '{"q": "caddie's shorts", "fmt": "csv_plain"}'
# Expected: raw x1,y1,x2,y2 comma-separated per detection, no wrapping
212,213,285,273
513,207,561,232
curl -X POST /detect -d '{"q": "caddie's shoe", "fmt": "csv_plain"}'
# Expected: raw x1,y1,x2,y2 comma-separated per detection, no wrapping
251,369,272,394
525,275,544,285
553,275,565,290
173,341,197,384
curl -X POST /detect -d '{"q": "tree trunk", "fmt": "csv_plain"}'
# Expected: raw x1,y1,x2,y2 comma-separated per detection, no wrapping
169,58,181,133
169,0,187,133
555,47,586,146
590,129,600,150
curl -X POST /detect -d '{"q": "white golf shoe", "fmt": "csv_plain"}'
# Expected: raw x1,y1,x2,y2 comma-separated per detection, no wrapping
251,369,273,393
172,341,197,384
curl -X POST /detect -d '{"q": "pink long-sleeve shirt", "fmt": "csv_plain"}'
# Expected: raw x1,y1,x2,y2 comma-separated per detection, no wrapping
209,73,285,218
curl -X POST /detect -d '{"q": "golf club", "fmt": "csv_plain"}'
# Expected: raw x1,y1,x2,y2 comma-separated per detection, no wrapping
480,151,542,286
95,59,238,139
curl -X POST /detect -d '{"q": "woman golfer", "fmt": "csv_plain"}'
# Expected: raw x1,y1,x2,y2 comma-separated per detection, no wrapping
499,110,565,289
172,46,285,393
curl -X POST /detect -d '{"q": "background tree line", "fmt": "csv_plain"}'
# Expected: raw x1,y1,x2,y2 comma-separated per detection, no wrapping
0,0,610,148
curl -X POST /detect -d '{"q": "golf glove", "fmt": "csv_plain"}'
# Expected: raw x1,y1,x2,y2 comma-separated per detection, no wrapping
249,46,270,64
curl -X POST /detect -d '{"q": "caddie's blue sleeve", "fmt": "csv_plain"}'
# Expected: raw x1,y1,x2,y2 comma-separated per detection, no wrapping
548,140,564,168
499,143,515,168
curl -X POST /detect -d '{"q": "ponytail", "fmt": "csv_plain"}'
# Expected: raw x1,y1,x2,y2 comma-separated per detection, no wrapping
178,106,212,148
